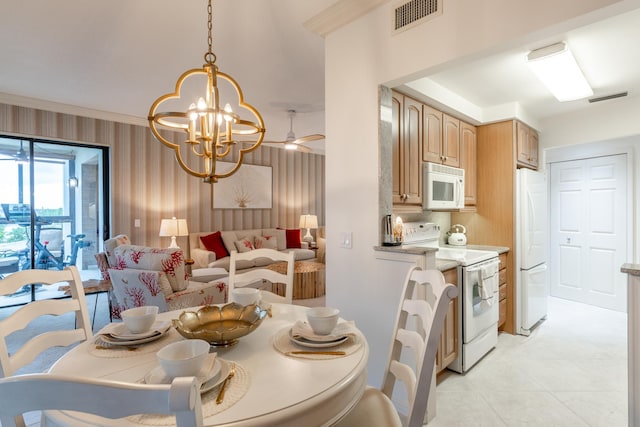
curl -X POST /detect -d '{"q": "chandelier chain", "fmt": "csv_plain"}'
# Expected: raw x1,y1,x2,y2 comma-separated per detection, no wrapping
205,0,216,64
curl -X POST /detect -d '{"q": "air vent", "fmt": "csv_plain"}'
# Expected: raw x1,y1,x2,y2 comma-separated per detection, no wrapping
393,0,442,34
588,91,628,103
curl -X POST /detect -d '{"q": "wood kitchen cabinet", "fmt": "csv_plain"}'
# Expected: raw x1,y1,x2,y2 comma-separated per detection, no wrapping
436,267,458,374
391,90,422,208
459,121,477,206
422,108,460,168
516,121,539,170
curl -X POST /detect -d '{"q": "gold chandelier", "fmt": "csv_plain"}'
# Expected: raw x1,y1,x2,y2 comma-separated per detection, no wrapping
148,0,265,183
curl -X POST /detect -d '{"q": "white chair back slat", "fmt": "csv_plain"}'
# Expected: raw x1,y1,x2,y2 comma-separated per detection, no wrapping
9,329,87,375
0,267,93,394
228,249,295,304
0,373,203,427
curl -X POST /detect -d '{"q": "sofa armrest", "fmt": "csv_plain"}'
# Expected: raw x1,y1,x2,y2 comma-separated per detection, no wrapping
192,248,215,269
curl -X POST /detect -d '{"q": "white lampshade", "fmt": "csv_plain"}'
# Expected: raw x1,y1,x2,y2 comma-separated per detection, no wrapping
299,214,318,243
526,42,593,102
159,217,189,249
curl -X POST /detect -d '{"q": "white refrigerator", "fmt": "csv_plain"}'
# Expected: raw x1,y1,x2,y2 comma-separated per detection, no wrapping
515,168,549,336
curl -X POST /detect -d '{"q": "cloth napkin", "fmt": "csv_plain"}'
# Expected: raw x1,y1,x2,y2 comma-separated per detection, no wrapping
291,320,357,342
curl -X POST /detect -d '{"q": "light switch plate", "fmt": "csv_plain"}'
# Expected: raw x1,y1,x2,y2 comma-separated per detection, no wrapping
134,219,140,227
339,232,352,249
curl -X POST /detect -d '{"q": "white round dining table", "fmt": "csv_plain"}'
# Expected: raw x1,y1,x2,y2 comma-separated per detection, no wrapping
44,303,369,427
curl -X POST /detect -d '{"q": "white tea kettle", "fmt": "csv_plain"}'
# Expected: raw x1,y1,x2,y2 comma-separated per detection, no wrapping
447,224,467,246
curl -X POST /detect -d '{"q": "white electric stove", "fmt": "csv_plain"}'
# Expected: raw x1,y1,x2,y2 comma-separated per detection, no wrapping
403,222,500,373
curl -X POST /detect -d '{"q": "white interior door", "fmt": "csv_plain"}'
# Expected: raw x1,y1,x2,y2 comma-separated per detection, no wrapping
549,154,627,311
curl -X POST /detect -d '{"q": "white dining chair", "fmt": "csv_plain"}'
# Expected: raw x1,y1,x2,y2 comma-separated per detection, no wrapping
228,249,295,304
0,266,93,378
336,267,458,427
0,373,203,427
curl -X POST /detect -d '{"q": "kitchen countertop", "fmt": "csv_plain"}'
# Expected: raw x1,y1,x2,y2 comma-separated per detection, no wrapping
622,263,640,276
373,245,438,256
374,244,509,272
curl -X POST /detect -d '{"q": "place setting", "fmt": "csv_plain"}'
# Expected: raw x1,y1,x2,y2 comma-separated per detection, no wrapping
131,339,249,425
273,307,362,359
92,306,176,356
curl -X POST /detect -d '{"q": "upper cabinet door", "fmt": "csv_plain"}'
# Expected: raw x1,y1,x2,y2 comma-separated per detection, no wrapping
422,105,443,164
403,96,422,204
460,121,477,206
442,114,461,167
391,91,403,204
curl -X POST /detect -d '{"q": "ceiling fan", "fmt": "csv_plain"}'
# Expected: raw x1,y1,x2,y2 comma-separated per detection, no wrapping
0,141,29,162
264,110,324,153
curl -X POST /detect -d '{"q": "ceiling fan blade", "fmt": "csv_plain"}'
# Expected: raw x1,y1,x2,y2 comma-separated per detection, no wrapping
291,134,325,145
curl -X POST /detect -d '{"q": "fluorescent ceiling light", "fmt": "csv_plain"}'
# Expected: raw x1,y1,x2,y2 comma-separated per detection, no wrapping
527,42,593,102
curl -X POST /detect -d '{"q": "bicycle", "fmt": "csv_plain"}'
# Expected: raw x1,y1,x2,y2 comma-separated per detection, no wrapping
19,221,91,271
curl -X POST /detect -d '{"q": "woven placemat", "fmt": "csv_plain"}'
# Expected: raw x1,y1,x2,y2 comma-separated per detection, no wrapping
127,361,248,426
272,326,362,360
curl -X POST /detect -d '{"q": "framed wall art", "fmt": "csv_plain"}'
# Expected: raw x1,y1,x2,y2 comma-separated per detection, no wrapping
212,162,272,209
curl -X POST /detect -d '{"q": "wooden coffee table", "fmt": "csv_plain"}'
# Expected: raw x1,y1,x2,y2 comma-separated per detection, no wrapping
59,279,113,327
267,261,326,300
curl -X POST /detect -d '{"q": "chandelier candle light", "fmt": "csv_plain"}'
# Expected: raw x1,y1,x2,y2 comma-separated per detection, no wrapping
148,0,265,184
159,217,189,249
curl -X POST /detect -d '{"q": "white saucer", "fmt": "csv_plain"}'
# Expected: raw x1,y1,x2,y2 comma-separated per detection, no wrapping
144,354,228,394
108,321,171,340
289,329,349,348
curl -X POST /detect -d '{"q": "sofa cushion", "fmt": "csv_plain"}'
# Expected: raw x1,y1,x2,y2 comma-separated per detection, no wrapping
207,257,254,271
263,228,286,251
114,245,187,292
254,235,278,250
234,237,255,253
220,231,239,257
285,229,302,248
200,231,228,260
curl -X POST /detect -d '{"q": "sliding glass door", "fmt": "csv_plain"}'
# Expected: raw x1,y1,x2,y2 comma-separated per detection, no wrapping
0,137,109,306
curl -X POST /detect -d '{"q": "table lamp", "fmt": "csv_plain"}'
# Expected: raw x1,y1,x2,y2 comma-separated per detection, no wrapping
299,214,318,244
159,217,189,249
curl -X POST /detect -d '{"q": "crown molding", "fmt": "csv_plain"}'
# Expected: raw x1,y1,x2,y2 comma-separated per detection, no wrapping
0,92,148,127
304,0,387,37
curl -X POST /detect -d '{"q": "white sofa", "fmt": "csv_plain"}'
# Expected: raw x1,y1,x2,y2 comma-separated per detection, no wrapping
188,228,317,282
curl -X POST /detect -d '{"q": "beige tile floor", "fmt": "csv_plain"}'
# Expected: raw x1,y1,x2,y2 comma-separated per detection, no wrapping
430,296,628,426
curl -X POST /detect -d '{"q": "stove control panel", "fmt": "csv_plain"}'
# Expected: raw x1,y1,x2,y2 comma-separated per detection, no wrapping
402,222,440,244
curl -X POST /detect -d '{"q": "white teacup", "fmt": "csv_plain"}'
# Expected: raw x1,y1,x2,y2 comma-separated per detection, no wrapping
121,305,158,334
157,339,210,379
231,288,260,306
307,307,340,335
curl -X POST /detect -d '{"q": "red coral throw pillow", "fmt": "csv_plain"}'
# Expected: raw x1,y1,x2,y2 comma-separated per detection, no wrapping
285,229,302,249
200,231,229,259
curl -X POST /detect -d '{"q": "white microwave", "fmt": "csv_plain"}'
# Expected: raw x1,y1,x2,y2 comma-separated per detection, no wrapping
423,162,465,210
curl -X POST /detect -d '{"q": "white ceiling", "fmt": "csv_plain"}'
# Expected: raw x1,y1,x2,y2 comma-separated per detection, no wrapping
410,6,640,129
1,2,639,152
0,1,335,152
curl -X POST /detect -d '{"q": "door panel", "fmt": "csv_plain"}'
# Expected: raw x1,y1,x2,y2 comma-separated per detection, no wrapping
550,154,627,311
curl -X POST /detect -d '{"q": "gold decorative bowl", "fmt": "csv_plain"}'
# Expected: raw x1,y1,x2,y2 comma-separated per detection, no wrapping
172,303,269,347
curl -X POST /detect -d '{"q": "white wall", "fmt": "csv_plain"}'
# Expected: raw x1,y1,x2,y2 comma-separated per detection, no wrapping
323,0,632,387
